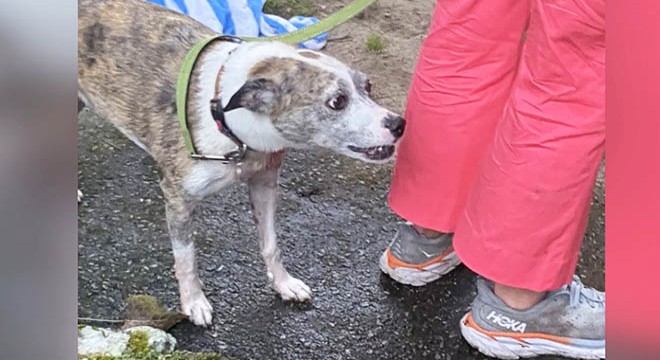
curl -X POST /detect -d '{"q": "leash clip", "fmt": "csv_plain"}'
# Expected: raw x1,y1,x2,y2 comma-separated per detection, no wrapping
223,142,248,164
189,141,247,164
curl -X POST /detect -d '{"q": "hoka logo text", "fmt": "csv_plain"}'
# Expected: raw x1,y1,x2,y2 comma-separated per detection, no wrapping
486,311,527,333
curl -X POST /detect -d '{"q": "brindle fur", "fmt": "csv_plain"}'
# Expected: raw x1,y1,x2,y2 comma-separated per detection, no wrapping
79,0,212,180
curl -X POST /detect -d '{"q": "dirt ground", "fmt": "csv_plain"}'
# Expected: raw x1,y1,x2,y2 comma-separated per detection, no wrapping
77,1,604,359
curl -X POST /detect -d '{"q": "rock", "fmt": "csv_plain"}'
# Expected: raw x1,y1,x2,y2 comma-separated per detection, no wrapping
126,326,177,353
78,326,129,356
78,325,177,356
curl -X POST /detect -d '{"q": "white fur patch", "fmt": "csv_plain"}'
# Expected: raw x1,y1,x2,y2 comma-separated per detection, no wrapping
272,276,312,302
182,161,235,197
194,42,291,154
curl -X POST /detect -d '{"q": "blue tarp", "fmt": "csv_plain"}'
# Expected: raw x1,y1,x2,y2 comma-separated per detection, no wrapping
146,0,328,49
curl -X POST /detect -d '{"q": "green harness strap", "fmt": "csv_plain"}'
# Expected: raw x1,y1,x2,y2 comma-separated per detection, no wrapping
176,0,376,158
176,35,222,155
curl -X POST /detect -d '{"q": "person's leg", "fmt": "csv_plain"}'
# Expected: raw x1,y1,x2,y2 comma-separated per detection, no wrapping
380,0,530,285
388,0,530,232
493,283,546,310
454,0,605,294
457,0,605,358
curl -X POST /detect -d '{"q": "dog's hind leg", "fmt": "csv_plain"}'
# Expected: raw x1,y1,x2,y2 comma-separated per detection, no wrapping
161,180,213,326
248,166,312,302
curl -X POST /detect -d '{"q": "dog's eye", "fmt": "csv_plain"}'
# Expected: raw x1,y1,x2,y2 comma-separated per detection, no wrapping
327,93,349,111
365,80,372,96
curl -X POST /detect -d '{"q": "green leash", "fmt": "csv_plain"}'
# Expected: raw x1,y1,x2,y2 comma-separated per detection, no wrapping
176,0,376,161
239,0,376,44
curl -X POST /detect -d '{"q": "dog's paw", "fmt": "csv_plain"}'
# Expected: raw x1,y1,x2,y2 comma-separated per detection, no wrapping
273,276,312,302
181,291,213,327
77,189,83,203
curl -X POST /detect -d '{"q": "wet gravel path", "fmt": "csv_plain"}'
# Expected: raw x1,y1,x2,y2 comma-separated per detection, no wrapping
78,110,604,360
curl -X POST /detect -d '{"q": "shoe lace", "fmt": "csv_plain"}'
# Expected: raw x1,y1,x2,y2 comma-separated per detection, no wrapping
568,275,605,309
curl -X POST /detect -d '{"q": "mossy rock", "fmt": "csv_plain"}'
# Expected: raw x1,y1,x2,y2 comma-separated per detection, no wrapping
80,328,227,359
79,352,231,359
126,330,151,357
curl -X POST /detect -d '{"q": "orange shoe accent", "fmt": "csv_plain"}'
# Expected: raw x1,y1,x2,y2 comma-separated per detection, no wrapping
462,313,572,346
385,246,455,270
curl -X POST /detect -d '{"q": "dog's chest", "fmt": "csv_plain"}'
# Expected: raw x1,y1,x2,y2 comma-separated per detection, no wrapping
236,150,286,180
183,151,285,197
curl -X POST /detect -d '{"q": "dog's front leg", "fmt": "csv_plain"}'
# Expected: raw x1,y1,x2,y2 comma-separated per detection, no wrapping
248,168,312,302
162,180,213,326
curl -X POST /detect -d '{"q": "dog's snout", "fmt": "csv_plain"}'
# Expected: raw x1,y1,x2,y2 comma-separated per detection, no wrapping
384,115,405,139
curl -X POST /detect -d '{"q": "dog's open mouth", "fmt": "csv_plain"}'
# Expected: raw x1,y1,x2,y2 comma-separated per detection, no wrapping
348,145,395,161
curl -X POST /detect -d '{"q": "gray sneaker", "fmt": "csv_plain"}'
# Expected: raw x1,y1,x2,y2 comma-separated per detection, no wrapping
379,223,462,286
460,276,605,359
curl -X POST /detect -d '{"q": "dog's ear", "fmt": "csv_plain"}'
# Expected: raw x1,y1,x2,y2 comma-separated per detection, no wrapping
223,78,283,114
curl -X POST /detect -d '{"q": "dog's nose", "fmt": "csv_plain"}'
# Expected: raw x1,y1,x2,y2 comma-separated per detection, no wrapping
384,115,406,139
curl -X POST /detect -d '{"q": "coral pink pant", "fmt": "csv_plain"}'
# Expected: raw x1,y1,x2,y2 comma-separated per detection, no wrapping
388,0,605,291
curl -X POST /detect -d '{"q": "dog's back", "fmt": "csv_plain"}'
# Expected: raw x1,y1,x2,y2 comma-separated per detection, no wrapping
78,0,215,156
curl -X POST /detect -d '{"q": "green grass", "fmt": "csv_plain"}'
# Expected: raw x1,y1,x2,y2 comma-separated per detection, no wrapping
263,0,314,18
366,33,385,53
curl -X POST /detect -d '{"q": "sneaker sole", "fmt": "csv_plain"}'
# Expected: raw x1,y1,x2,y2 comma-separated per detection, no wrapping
378,249,461,286
460,314,605,359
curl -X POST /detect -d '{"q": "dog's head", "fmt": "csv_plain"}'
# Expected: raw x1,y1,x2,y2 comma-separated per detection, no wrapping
220,42,405,163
